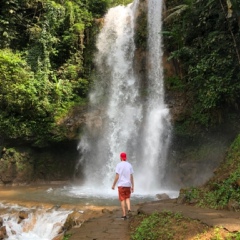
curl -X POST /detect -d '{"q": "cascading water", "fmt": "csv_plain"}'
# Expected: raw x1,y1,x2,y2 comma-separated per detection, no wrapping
77,0,172,194
135,0,171,191
0,203,72,240
77,0,142,188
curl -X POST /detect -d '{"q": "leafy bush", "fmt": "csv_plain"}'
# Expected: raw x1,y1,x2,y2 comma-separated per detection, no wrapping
0,49,85,146
0,49,37,114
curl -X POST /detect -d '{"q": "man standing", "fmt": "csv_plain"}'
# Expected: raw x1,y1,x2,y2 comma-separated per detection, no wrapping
112,152,134,219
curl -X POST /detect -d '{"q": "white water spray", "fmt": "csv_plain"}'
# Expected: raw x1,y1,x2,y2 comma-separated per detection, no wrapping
0,203,71,240
77,0,171,193
136,0,171,190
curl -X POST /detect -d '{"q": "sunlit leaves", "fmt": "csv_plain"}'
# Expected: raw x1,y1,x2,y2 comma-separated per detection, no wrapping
0,49,36,112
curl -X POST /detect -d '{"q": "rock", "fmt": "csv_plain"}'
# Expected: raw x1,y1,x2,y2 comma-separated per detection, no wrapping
63,211,84,230
0,226,7,239
52,232,64,240
18,210,28,223
102,208,112,214
57,226,64,235
156,193,170,200
19,210,28,219
227,199,240,211
177,189,187,204
0,232,4,240
10,230,16,235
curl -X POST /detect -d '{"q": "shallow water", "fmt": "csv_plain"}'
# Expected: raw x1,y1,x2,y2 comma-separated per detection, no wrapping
0,184,179,207
0,184,179,240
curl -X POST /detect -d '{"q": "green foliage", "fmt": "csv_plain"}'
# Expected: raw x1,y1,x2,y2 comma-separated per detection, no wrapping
130,210,240,240
107,0,133,7
225,133,240,164
182,134,240,209
231,232,240,240
199,135,240,209
166,76,185,90
134,11,148,50
0,147,33,182
63,233,72,240
204,177,240,209
184,187,200,202
0,0,108,146
131,212,175,240
84,0,109,17
0,49,36,114
164,0,240,127
0,48,85,146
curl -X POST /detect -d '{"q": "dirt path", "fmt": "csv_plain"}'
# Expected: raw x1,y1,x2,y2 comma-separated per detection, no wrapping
68,199,240,240
68,206,139,240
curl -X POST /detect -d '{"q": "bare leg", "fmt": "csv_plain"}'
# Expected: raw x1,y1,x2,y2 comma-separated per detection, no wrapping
126,198,131,212
121,200,126,216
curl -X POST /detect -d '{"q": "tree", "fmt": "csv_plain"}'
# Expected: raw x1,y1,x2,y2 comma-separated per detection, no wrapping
164,0,240,127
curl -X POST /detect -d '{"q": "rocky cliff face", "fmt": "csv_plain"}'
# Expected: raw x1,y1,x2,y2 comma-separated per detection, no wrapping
133,0,188,124
0,142,78,186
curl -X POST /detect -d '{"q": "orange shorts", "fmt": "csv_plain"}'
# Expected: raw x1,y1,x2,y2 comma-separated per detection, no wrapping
118,187,131,201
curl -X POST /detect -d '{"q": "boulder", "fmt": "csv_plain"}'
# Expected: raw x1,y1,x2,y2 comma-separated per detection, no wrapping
19,210,28,219
156,193,170,200
18,210,28,223
63,211,84,230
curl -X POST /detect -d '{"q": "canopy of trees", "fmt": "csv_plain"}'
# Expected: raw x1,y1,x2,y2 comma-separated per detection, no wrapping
0,0,131,146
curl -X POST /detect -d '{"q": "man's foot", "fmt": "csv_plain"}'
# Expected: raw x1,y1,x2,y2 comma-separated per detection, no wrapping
121,216,127,220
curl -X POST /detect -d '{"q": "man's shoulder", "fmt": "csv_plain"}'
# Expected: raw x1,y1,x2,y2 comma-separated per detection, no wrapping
116,161,129,166
121,161,133,167
116,161,123,168
126,161,133,167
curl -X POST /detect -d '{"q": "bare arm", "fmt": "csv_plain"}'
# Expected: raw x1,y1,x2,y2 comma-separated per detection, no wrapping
112,173,119,190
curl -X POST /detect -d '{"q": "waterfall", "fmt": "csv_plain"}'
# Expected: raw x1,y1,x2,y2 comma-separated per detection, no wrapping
135,0,171,190
77,0,171,193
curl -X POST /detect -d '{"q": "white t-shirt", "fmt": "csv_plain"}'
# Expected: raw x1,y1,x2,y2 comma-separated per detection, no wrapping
115,161,134,187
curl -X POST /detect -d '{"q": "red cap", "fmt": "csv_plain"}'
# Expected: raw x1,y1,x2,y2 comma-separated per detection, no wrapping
120,152,127,161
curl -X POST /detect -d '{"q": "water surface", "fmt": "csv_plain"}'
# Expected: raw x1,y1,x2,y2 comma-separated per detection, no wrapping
0,184,179,208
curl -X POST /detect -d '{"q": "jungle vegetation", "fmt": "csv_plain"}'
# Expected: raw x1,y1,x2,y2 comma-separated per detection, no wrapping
1,1,240,237
0,0,239,147
164,0,240,131
0,0,131,147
